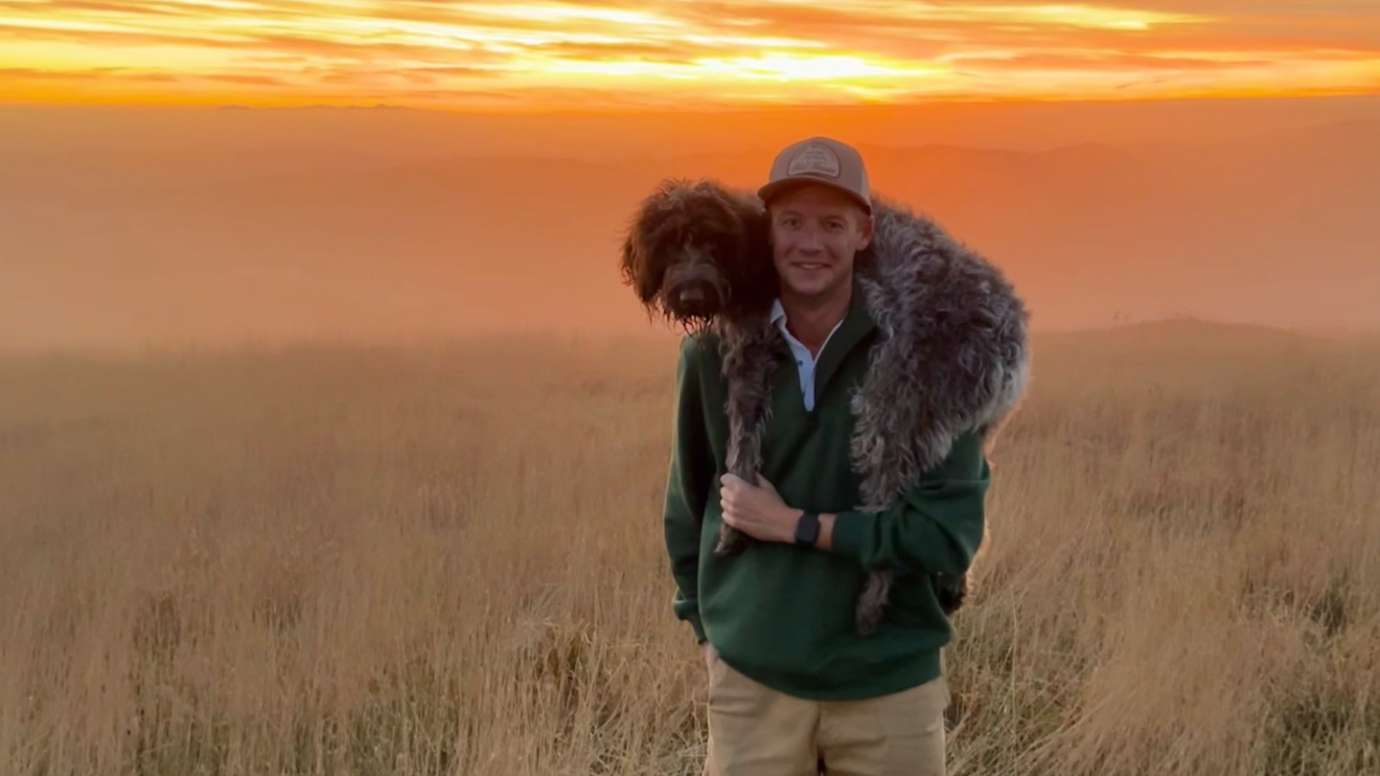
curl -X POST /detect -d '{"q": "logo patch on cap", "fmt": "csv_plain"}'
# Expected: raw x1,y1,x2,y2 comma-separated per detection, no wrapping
787,143,841,178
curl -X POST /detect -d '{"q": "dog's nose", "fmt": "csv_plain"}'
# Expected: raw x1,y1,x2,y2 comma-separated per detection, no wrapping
677,286,706,306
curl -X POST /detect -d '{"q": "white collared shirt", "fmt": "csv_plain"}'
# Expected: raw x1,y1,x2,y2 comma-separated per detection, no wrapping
769,298,845,412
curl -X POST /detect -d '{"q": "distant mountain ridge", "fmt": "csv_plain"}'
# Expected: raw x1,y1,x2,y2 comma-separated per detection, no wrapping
1,108,1377,350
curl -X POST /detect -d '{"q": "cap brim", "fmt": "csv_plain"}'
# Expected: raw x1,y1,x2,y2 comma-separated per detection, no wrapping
758,177,871,213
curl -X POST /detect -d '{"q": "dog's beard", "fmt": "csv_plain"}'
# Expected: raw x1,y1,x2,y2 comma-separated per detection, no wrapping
677,314,715,334
656,299,716,334
659,259,732,329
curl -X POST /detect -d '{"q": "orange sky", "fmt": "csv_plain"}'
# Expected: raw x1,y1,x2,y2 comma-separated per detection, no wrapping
3,1,1379,108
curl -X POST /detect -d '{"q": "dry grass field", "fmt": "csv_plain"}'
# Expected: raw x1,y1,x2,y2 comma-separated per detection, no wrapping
2,325,1378,776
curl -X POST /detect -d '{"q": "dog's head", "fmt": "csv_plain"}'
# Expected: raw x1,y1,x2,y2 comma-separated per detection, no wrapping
619,178,776,330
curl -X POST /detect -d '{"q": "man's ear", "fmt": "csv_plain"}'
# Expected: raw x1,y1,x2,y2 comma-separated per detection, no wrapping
857,209,874,250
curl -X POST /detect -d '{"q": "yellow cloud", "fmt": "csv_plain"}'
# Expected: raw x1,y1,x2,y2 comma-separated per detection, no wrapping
455,3,681,27
0,1,1376,108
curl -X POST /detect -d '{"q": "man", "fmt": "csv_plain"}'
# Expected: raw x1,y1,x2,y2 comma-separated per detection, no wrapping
663,136,994,775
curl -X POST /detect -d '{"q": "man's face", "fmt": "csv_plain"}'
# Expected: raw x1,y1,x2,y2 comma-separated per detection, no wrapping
767,184,873,302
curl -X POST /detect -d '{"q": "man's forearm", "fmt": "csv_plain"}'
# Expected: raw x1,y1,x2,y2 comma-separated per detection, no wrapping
721,463,984,574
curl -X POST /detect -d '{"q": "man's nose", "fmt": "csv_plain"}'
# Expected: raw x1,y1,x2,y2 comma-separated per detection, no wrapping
798,227,824,252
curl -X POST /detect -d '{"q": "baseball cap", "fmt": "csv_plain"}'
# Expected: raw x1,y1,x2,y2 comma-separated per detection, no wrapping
758,136,871,214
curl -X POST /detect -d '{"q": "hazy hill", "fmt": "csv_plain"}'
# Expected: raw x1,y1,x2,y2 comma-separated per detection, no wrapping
1036,317,1321,357
2,104,1378,351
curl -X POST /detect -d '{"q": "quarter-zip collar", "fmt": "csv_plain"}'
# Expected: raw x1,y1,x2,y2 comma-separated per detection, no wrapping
768,276,877,412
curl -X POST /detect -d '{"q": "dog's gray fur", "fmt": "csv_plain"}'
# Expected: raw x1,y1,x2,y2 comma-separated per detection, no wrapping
713,194,1031,634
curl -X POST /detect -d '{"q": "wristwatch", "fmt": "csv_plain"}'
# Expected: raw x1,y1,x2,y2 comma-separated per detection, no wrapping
793,510,821,547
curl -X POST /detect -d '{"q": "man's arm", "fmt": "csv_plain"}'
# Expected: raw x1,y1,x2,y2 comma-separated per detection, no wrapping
664,336,713,644
821,430,989,575
718,430,989,576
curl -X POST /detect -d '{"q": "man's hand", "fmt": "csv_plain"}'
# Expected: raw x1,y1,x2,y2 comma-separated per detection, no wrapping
719,472,798,544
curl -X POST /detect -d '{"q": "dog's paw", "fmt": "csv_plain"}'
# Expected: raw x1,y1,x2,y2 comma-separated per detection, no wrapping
935,572,968,615
855,602,884,636
713,525,750,556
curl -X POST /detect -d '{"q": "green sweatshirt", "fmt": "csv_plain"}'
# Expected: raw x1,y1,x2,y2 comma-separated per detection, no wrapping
663,279,991,701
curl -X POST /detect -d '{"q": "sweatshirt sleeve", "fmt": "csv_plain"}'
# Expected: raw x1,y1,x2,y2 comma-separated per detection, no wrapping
827,430,990,576
663,336,713,644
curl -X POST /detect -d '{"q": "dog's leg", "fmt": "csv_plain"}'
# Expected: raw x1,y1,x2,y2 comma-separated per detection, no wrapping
715,322,780,556
854,570,894,635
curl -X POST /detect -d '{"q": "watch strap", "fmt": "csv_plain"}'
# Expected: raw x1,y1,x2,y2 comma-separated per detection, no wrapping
794,510,821,547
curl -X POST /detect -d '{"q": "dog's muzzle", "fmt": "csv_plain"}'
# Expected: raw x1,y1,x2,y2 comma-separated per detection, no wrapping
672,279,727,319
664,260,729,320
675,280,720,313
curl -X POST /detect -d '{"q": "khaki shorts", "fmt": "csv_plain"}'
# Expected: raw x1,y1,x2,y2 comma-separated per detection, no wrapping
703,650,949,776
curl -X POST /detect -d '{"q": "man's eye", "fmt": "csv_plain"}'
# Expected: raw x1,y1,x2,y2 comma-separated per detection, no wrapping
826,221,843,231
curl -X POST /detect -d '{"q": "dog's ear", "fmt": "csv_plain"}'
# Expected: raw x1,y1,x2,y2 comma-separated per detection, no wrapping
618,230,644,300
619,225,663,305
621,179,692,306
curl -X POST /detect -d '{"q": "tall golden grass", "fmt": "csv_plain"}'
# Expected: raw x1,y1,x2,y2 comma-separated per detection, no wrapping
2,326,1377,775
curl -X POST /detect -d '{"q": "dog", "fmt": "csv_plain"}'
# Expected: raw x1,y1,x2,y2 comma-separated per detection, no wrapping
619,178,777,560
618,178,777,332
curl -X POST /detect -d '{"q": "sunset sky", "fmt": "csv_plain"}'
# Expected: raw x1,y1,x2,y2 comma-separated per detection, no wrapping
3,1,1379,108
